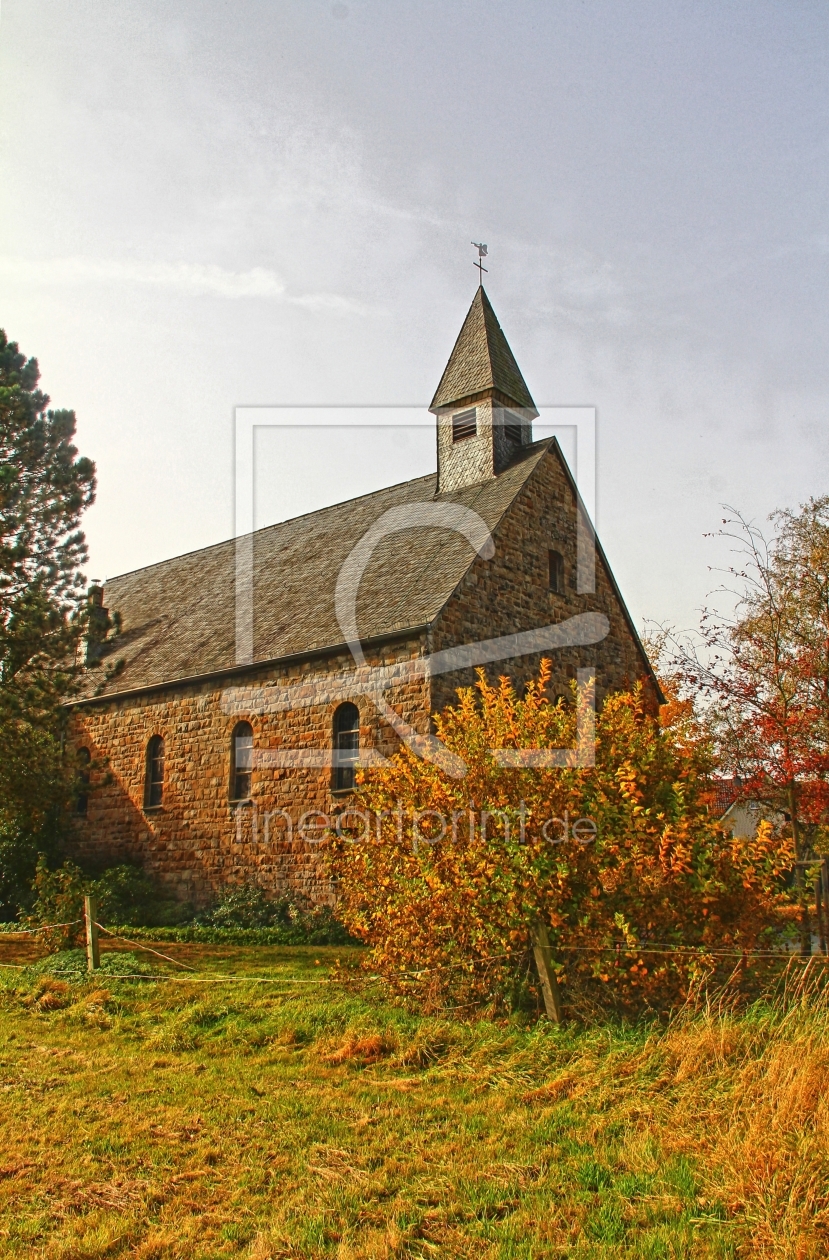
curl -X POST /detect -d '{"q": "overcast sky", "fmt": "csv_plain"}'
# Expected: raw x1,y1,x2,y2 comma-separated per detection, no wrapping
2,0,828,636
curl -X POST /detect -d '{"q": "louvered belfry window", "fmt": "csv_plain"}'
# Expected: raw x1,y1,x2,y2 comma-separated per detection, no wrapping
452,408,477,442
231,721,254,801
503,411,524,444
145,736,164,808
333,703,360,791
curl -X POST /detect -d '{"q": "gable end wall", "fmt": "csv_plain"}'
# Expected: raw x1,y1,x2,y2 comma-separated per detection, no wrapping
429,447,656,714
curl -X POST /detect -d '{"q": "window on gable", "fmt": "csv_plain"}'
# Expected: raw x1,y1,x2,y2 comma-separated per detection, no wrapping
452,408,477,442
549,549,565,595
76,747,91,817
332,702,360,792
231,721,254,801
503,411,524,445
145,735,164,809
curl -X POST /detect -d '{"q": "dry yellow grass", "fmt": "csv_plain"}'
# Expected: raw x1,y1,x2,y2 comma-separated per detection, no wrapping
660,996,829,1255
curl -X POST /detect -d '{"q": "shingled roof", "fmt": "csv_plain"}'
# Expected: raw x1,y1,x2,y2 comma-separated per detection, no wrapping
76,441,553,702
429,287,537,413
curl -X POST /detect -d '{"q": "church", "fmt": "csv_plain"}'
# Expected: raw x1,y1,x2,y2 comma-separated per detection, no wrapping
69,287,659,907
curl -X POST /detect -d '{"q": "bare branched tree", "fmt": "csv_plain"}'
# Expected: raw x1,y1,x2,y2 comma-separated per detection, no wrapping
659,500,829,953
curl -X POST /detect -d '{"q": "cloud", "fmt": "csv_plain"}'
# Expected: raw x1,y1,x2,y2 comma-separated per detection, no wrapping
0,255,366,311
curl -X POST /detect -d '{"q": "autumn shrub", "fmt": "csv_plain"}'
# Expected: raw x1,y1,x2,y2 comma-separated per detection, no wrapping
331,663,795,1014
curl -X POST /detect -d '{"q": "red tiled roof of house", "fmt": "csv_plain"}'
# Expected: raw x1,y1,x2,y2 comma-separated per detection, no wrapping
708,779,744,817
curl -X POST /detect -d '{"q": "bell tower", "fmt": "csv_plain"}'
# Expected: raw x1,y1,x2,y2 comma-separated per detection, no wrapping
430,287,538,494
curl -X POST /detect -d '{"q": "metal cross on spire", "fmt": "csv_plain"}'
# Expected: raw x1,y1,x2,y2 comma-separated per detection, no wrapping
471,241,488,285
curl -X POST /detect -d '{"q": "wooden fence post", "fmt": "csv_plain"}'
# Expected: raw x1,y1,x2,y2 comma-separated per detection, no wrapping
531,920,564,1024
819,859,829,956
84,895,100,972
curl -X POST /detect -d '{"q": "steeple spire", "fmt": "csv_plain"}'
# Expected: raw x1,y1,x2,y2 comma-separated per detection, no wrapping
430,287,536,414
431,288,538,494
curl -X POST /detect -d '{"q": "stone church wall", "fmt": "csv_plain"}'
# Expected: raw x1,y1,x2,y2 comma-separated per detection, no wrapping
70,634,430,909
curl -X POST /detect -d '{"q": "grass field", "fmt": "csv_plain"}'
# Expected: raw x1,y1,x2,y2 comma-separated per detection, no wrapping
0,936,826,1259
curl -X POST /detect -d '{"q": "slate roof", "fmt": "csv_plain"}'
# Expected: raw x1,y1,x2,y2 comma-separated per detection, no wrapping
430,287,537,413
76,441,553,702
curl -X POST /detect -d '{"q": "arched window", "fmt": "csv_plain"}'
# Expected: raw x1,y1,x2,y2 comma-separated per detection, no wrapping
231,721,254,801
548,549,565,595
145,735,164,808
332,703,360,792
76,748,91,817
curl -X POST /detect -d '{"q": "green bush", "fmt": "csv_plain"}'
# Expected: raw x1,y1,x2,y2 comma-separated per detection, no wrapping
22,856,86,950
195,882,355,944
23,948,156,983
17,863,355,949
198,882,282,928
20,858,191,948
91,864,191,927
120,921,357,946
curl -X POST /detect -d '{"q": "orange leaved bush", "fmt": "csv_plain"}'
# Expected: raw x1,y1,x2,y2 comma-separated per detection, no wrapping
331,662,794,1014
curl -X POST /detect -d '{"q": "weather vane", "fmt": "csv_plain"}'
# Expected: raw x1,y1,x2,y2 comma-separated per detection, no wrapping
471,241,488,285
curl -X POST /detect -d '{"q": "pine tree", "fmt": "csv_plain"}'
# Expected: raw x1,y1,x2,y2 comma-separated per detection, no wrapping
0,329,96,916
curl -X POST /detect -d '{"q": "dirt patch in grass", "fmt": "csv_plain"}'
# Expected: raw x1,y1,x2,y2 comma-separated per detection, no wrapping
0,934,50,967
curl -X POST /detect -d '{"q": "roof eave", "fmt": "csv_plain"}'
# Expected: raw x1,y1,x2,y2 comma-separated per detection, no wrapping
430,386,540,419
67,622,431,710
